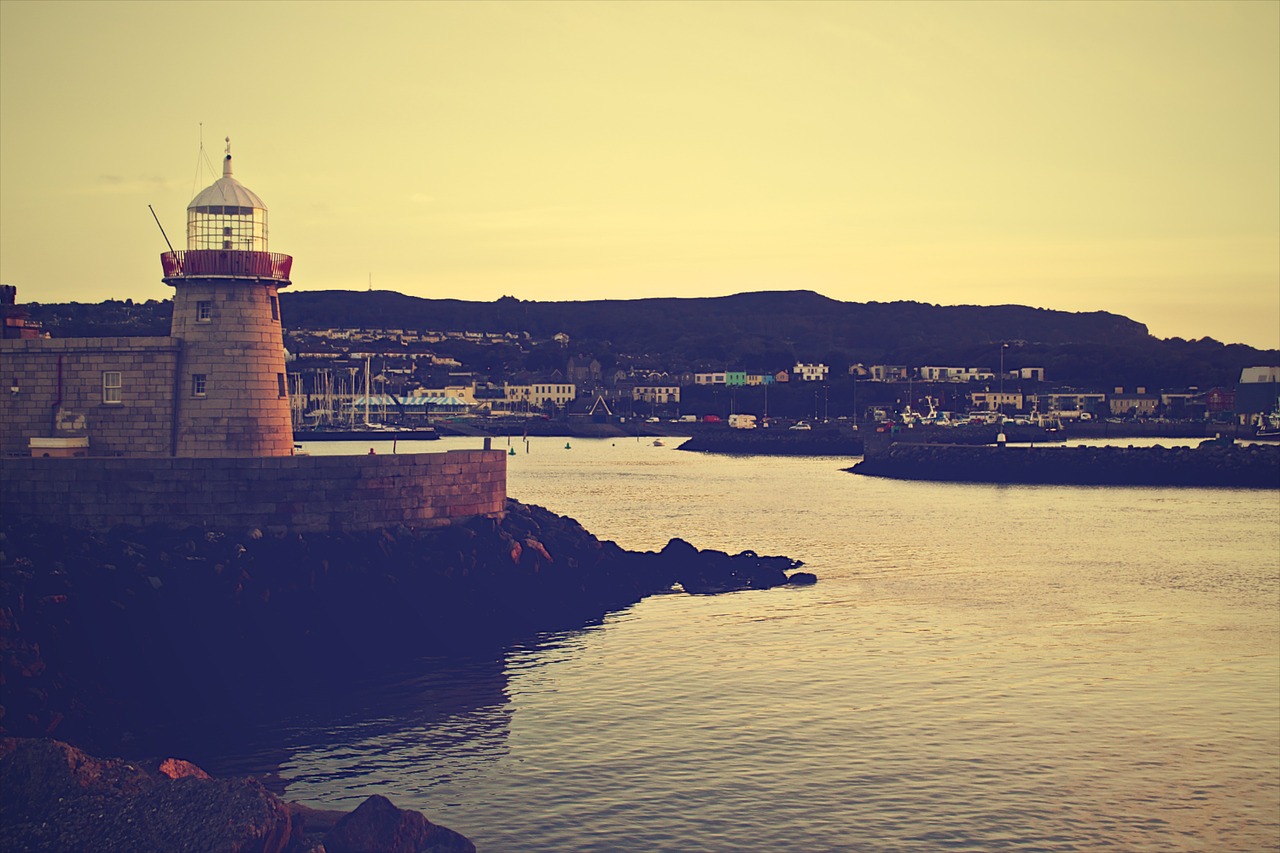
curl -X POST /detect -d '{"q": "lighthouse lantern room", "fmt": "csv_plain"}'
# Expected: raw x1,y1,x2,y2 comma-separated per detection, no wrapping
187,140,269,251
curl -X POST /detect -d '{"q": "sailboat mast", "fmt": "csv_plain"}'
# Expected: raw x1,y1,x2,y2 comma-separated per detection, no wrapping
364,356,372,426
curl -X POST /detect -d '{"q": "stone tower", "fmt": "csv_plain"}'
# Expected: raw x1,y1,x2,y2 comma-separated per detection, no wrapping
161,141,295,456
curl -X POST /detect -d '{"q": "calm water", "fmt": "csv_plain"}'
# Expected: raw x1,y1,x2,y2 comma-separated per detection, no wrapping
211,436,1278,851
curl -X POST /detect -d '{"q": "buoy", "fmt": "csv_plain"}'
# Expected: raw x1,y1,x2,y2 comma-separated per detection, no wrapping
509,447,516,456
564,442,572,450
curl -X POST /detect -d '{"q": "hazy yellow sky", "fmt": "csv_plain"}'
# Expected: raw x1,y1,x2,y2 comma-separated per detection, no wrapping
2,0,1277,347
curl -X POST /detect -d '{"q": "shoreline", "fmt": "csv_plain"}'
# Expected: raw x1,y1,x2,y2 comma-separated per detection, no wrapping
0,500,810,747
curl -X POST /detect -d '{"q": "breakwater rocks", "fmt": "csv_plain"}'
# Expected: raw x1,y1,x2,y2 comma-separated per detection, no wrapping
850,440,1280,488
0,737,475,852
0,500,808,741
679,428,864,456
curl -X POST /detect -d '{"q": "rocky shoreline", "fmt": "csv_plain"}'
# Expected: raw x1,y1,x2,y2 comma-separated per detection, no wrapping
849,439,1280,488
0,499,811,743
0,500,813,849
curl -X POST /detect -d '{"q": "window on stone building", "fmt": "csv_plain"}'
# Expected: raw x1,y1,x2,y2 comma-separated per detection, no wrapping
277,373,286,398
192,374,207,397
197,300,212,322
102,371,122,404
270,295,279,321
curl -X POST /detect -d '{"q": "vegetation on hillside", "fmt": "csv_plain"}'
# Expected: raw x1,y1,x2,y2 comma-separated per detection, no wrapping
22,290,1277,390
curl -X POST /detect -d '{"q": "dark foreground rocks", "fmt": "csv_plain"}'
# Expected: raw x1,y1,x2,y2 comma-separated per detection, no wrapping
0,499,810,742
0,737,473,853
850,440,1280,488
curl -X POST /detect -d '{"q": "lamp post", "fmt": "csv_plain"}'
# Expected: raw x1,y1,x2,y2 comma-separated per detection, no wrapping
997,343,1008,447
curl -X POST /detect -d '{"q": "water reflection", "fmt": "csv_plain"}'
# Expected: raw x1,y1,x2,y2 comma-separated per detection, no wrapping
133,650,514,792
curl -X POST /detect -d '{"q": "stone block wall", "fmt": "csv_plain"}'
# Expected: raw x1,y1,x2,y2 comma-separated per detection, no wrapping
0,450,507,533
0,337,180,458
169,279,294,457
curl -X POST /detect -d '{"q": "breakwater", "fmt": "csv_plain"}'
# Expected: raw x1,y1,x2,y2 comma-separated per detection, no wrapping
0,499,808,745
850,440,1280,488
0,450,506,534
679,427,864,456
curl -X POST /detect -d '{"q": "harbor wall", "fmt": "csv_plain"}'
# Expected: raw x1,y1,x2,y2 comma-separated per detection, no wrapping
0,449,507,533
0,336,181,458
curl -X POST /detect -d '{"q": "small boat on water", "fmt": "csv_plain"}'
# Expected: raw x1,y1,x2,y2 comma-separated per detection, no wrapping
653,439,665,446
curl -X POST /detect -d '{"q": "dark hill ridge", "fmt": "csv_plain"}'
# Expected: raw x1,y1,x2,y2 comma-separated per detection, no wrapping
280,289,1150,352
24,290,1276,388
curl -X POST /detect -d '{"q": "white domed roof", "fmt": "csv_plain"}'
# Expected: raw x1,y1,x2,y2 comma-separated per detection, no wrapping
188,152,266,211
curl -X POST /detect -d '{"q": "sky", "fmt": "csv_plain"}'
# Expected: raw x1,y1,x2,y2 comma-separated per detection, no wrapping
1,1,1277,349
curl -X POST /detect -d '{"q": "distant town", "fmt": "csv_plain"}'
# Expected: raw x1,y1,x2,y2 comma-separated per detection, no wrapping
8,290,1278,436
283,324,1278,433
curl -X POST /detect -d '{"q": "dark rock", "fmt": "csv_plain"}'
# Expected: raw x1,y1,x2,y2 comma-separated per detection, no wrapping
0,737,294,853
0,738,475,853
323,793,476,853
787,572,818,585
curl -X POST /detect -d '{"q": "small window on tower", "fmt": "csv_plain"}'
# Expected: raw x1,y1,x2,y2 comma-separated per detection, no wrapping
102,371,122,404
192,374,207,397
270,295,279,321
197,300,212,322
277,373,286,398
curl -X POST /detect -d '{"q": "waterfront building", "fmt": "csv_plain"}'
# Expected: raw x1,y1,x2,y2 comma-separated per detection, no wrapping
1109,387,1160,418
502,382,576,411
633,385,681,405
969,391,1025,413
1,143,293,458
1236,366,1280,422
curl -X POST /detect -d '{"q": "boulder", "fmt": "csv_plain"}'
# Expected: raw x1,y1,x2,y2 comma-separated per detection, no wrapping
323,793,475,853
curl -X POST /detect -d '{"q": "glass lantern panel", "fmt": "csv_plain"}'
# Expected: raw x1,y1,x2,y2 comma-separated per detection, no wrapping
187,208,268,251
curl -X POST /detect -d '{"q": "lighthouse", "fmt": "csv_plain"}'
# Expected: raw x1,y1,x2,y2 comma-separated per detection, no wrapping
162,140,295,456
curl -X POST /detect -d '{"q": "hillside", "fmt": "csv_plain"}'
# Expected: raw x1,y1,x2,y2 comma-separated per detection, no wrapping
22,290,1277,389
277,289,1270,389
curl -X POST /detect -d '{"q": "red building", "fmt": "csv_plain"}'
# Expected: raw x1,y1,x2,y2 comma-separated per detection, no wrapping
1203,387,1236,415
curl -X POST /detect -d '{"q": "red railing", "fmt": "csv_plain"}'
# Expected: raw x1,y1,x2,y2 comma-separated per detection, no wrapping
161,250,293,281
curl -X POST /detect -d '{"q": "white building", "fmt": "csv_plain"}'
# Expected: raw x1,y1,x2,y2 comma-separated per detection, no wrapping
633,385,681,404
505,382,576,409
792,363,829,382
969,391,1024,412
920,366,998,382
